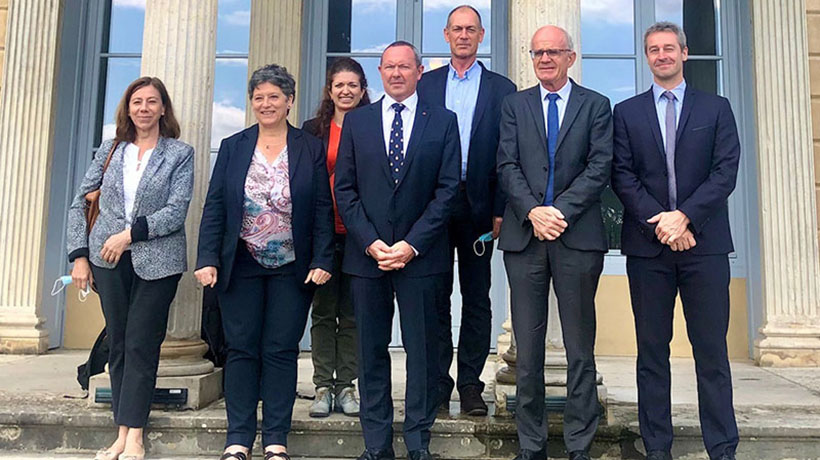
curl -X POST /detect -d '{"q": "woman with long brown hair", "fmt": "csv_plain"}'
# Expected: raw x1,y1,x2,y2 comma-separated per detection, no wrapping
66,76,194,460
302,57,371,417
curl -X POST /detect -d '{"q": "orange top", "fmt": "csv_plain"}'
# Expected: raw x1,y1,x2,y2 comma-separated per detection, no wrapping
327,120,346,234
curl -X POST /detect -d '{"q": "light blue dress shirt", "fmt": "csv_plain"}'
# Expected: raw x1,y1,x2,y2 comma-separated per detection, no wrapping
652,79,686,146
446,60,482,180
538,79,572,137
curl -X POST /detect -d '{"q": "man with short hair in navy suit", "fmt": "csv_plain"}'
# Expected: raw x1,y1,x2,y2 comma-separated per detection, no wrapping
335,40,460,460
611,22,740,460
417,4,516,416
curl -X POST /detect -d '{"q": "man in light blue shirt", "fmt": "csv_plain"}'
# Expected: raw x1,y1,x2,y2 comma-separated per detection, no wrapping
417,5,516,417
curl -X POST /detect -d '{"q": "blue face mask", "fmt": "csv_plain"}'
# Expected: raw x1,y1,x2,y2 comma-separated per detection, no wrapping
473,231,495,257
51,275,91,302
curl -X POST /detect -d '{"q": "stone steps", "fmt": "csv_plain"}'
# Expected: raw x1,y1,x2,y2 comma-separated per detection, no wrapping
1,396,819,459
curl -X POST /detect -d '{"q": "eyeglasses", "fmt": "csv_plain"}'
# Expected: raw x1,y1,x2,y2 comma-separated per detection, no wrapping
529,49,572,60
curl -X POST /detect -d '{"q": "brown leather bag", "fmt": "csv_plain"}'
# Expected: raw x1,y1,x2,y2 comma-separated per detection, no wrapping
84,141,119,233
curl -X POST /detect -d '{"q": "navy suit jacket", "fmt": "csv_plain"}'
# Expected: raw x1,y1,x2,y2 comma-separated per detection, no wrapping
334,98,461,278
417,62,516,232
196,124,334,291
611,87,740,257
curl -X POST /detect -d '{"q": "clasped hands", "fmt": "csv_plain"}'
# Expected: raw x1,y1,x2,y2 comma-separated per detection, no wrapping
367,239,415,271
647,209,697,252
528,206,567,241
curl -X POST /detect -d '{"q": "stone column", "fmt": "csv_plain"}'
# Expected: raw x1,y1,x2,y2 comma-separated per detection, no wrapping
246,0,303,126
0,0,61,354
90,0,222,408
496,0,606,415
752,0,820,367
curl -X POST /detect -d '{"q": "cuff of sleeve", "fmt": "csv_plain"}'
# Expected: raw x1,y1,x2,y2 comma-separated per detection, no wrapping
410,244,419,256
130,216,149,242
68,248,89,263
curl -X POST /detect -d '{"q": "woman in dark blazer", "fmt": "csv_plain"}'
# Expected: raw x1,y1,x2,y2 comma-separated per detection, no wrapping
301,57,370,418
66,76,194,460
195,64,334,460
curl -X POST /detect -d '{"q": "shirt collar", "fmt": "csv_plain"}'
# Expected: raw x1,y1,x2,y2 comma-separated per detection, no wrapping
382,91,418,115
539,78,572,103
652,79,687,103
448,60,481,81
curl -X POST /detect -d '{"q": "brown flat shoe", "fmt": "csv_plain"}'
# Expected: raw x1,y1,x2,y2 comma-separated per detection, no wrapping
92,449,121,460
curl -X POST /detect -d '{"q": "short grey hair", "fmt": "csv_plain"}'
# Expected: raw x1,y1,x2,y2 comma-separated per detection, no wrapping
381,40,422,67
248,63,296,100
560,28,575,52
643,21,687,52
446,5,483,29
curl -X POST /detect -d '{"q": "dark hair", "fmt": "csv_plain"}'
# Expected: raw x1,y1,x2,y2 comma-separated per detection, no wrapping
248,63,296,100
314,57,371,136
381,40,422,67
115,76,180,143
446,4,483,28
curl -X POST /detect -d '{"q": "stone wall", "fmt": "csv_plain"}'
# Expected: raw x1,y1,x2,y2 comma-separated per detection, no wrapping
809,1,820,240
0,0,8,92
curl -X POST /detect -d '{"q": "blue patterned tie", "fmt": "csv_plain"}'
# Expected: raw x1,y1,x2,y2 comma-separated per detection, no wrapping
544,93,560,206
663,91,677,210
389,102,406,186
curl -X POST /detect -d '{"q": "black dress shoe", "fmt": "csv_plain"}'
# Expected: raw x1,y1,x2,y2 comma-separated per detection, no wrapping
646,451,672,460
512,449,547,460
356,448,396,460
714,453,736,460
569,451,591,460
459,385,488,416
408,449,434,460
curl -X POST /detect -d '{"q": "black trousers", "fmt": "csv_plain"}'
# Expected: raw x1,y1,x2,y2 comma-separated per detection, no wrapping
503,238,603,453
218,246,313,448
91,251,181,428
437,187,493,397
351,271,439,452
627,249,738,459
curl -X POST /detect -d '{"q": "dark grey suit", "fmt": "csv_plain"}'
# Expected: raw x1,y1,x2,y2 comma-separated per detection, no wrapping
497,80,612,454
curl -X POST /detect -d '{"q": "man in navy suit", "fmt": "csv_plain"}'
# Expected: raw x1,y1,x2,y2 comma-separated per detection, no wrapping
417,5,516,416
611,22,740,460
335,41,460,460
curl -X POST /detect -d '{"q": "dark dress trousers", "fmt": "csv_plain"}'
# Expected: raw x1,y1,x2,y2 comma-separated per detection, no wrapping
197,124,334,448
497,81,612,454
417,62,516,398
334,98,460,451
611,86,740,459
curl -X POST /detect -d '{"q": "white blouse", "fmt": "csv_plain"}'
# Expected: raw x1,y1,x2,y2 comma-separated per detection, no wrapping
122,142,154,226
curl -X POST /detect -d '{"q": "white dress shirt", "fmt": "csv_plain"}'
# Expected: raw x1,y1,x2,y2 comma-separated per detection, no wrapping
538,79,573,137
381,91,418,157
122,142,154,226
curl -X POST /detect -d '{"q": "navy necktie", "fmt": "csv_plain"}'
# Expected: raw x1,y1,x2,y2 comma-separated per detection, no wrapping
662,91,677,210
544,93,560,206
389,102,406,186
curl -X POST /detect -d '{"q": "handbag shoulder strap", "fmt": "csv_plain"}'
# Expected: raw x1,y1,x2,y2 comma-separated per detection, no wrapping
101,140,120,174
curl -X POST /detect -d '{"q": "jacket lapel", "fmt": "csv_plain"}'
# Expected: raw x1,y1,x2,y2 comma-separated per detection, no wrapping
470,62,491,133
642,89,666,158
233,125,257,209
286,123,304,181
132,137,166,212
555,81,585,152
397,101,431,187
525,85,548,152
371,100,394,186
675,86,696,139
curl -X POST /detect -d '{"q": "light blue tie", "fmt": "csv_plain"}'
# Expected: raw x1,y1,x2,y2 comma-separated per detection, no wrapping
662,91,677,210
544,93,560,206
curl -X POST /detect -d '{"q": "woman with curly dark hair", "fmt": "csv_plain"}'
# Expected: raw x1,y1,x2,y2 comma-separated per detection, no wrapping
302,57,370,418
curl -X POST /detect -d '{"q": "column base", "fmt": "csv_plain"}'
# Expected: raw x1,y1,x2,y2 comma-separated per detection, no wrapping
0,309,49,354
89,368,223,410
755,325,820,367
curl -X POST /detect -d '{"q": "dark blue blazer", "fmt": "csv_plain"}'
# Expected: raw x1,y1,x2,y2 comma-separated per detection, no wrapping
417,62,516,232
196,124,334,291
334,98,461,278
611,87,740,257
